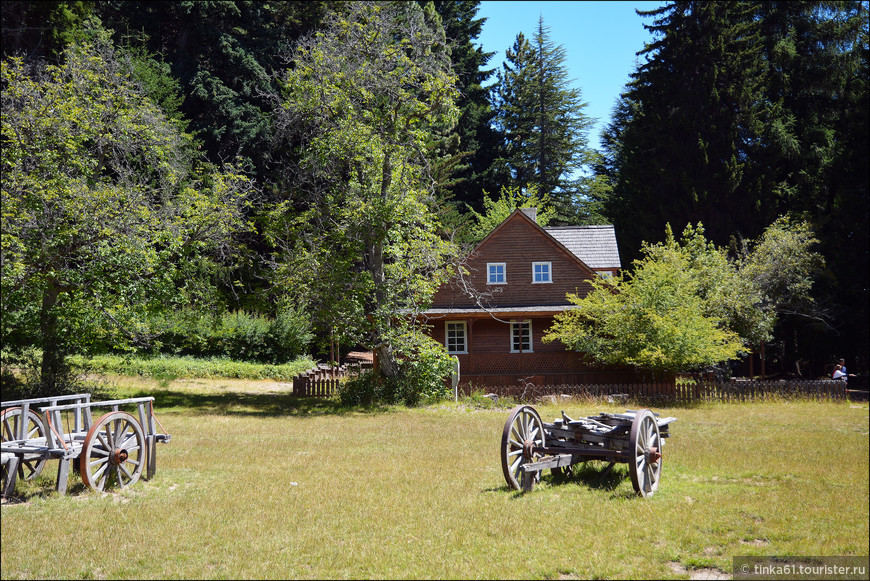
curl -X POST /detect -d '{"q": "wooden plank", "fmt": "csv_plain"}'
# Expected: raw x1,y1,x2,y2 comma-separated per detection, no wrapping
521,454,574,472
146,435,157,480
56,459,71,495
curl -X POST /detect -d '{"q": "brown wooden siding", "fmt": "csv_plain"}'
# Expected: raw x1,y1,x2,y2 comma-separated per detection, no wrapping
432,216,596,308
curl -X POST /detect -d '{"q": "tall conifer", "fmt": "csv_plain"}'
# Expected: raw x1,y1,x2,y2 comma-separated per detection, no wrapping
493,17,594,223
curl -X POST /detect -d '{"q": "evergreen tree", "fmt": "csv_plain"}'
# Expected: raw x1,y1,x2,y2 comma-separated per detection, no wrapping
427,1,501,214
600,1,868,373
604,1,767,264
94,0,336,178
493,17,595,224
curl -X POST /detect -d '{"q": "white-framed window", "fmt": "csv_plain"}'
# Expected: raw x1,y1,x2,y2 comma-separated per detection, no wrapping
532,262,552,283
446,321,467,354
596,270,614,279
510,320,532,353
487,262,506,284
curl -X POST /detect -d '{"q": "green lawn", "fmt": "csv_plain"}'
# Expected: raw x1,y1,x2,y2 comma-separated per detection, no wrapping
2,377,868,579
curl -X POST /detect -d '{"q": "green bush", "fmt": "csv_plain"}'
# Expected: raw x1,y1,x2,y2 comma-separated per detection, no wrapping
215,310,273,360
265,306,314,362
1,348,114,400
338,336,453,407
67,353,316,381
397,336,454,405
339,370,381,406
150,306,312,364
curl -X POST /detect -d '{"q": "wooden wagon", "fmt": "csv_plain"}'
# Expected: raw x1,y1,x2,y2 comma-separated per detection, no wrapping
501,405,675,496
1,394,171,498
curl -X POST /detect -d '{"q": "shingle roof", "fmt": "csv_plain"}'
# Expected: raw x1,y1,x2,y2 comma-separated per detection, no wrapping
544,225,621,269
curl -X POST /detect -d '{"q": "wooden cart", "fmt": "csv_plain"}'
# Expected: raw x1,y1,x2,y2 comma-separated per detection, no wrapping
500,405,675,496
2,395,171,498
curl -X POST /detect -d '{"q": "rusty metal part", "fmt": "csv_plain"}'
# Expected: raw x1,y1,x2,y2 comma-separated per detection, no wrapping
112,448,129,465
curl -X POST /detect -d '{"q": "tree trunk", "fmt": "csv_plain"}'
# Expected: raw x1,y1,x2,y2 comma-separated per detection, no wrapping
39,281,66,392
365,150,401,379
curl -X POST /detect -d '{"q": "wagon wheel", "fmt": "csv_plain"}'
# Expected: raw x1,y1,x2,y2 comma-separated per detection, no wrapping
629,409,662,498
80,411,145,491
501,405,546,490
1,407,47,481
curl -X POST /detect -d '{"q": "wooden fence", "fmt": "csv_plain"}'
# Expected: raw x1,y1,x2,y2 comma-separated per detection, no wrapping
293,376,342,397
290,365,851,402
291,362,360,397
461,379,850,403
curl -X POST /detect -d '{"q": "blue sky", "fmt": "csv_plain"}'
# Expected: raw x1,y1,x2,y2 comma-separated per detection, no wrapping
474,1,667,149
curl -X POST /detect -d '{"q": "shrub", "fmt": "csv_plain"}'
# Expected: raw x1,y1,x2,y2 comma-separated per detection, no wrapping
66,353,316,381
339,370,381,406
396,336,454,405
215,310,272,360
1,348,113,400
338,336,454,407
150,306,312,364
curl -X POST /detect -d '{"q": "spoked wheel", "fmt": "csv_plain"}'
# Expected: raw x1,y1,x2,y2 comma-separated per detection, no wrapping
629,409,662,497
80,411,145,491
1,407,47,481
501,405,546,490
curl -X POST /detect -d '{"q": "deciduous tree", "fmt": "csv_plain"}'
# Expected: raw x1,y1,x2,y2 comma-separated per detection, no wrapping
1,34,250,391
270,1,460,379
544,219,822,376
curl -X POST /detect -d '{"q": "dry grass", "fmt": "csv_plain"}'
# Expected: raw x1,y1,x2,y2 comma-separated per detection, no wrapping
2,378,868,579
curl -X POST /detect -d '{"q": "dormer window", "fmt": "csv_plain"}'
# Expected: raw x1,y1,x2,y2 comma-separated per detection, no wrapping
532,262,552,283
487,263,506,284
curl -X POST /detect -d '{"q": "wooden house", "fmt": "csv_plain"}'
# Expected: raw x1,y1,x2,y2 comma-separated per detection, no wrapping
420,208,643,388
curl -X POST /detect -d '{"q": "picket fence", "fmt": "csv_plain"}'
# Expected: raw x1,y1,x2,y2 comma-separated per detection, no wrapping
292,363,355,397
291,372,850,403
470,379,849,403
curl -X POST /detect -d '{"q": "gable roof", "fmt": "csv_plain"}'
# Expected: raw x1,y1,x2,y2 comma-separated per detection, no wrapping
473,209,595,274
544,225,621,270
476,209,621,271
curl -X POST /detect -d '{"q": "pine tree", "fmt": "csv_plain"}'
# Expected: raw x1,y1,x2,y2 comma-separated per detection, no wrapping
600,0,868,372
428,0,501,214
493,17,595,223
604,1,767,264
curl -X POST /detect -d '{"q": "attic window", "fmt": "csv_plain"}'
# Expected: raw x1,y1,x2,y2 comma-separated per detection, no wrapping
487,263,506,284
532,262,551,283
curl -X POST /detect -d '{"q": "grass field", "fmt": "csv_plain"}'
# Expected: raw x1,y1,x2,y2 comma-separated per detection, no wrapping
2,376,868,579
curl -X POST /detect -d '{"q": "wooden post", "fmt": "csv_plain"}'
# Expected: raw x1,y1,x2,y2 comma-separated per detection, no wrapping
146,434,157,480
56,459,70,495
330,329,335,370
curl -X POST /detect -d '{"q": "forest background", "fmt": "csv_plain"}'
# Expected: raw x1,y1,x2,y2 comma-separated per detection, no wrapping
2,1,867,395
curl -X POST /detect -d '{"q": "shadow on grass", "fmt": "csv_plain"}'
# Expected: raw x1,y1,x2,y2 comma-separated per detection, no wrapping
485,462,642,499
542,461,632,494
124,388,396,418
